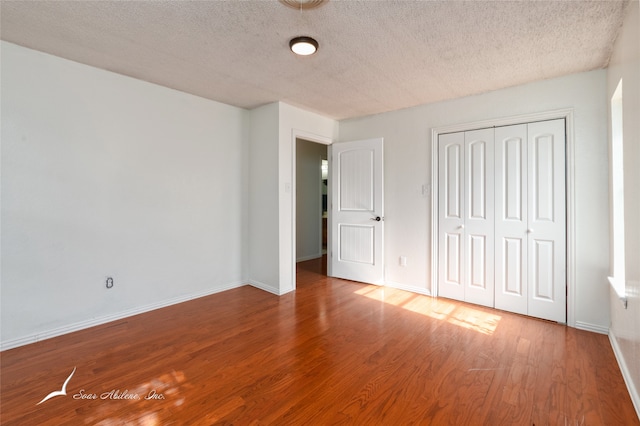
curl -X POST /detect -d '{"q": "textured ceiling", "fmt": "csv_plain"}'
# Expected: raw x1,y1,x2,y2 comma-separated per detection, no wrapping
0,0,629,120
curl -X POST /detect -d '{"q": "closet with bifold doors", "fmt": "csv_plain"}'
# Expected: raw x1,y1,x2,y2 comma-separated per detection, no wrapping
438,119,566,323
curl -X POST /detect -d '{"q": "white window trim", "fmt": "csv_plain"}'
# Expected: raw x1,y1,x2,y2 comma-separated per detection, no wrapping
609,79,627,307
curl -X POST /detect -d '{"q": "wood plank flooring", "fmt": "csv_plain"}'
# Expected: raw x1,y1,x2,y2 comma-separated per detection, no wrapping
1,257,638,425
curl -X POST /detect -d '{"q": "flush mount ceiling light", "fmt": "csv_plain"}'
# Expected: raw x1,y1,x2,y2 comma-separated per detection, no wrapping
279,0,328,10
290,36,318,56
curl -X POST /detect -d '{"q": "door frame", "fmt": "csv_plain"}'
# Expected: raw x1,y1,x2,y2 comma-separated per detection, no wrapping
430,108,576,326
292,129,333,290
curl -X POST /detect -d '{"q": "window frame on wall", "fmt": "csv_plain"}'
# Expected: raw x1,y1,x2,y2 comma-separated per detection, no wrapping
609,79,627,304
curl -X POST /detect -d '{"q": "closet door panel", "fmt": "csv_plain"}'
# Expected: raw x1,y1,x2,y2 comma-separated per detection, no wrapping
527,119,566,323
495,124,528,315
438,132,465,301
464,128,494,307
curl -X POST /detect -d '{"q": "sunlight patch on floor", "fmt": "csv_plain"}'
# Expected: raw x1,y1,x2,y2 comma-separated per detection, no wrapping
353,285,501,335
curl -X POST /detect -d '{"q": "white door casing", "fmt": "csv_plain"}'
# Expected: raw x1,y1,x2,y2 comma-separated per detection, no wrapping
330,138,384,285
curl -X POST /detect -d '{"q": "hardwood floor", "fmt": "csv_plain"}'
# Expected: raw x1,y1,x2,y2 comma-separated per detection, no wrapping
1,257,638,425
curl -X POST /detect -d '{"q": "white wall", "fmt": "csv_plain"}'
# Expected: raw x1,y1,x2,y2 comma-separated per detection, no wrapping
1,42,249,348
607,0,640,415
296,139,327,261
0,42,338,346
247,103,336,294
339,70,610,331
247,103,280,294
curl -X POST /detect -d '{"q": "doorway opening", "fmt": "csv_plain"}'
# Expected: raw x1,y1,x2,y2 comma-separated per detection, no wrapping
296,138,329,278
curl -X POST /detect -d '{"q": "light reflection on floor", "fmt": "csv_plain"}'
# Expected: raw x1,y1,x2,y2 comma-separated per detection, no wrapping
353,285,501,335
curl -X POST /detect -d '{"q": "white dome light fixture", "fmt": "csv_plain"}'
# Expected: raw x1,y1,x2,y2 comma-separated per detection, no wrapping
279,0,327,11
290,36,319,56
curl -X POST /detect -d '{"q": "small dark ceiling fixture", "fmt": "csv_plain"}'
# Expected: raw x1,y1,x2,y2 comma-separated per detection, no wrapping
290,36,319,56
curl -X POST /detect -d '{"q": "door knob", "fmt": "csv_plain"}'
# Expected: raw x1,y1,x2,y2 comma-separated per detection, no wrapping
371,216,382,221
459,224,465,229
527,228,533,233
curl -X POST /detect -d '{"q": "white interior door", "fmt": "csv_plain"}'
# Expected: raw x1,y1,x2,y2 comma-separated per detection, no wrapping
495,124,529,315
438,132,465,300
438,129,494,306
464,128,495,307
439,119,566,322
330,138,384,285
526,119,566,323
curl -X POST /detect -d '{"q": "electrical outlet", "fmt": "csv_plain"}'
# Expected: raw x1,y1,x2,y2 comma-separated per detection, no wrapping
106,277,114,289
400,256,407,267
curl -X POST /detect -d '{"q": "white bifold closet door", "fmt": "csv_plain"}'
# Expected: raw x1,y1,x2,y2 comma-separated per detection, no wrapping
438,119,566,323
438,128,495,307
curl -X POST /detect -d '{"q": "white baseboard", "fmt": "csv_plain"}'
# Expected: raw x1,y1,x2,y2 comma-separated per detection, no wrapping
248,279,281,295
384,281,433,296
296,253,322,262
609,330,640,420
574,321,609,335
0,281,244,351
